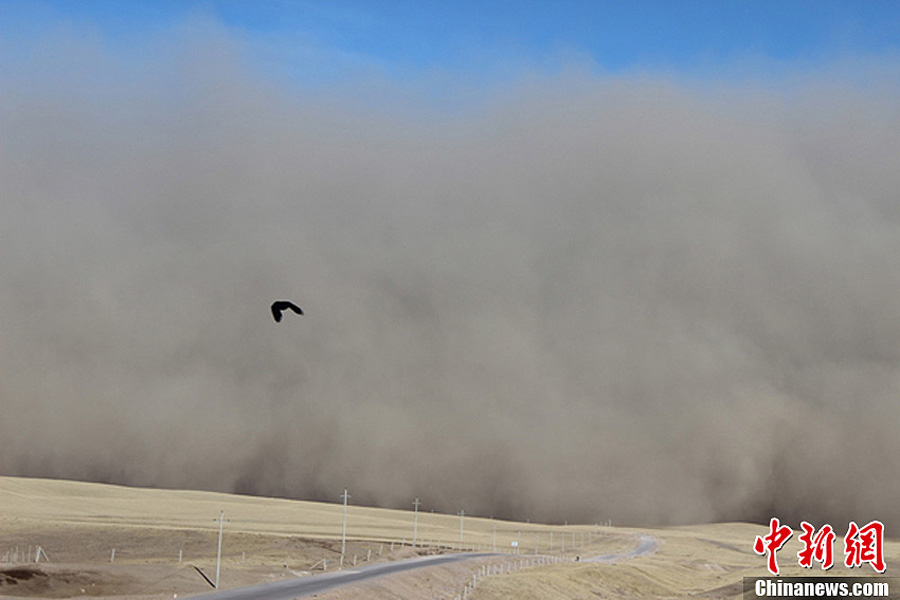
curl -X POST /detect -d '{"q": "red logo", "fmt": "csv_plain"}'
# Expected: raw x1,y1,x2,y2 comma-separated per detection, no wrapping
755,518,887,575
844,520,886,573
754,517,794,575
798,522,835,570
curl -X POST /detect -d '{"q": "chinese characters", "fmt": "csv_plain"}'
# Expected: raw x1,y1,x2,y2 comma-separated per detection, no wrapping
753,518,886,575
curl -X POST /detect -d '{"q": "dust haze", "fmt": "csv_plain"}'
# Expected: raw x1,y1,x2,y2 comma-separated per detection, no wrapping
2,21,900,529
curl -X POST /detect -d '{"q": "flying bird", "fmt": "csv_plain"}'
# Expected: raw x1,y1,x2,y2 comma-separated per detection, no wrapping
271,300,303,322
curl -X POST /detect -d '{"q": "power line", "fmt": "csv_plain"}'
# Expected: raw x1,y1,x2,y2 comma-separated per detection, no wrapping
412,498,422,548
214,511,229,589
340,489,351,568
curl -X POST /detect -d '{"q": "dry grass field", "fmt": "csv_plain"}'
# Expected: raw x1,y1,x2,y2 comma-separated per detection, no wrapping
2,476,898,599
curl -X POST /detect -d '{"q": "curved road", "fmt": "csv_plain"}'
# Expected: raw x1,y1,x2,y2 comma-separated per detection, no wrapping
191,534,659,600
191,553,497,600
583,534,659,563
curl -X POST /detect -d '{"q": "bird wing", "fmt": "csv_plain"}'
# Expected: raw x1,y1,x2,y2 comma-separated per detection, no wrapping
271,300,302,321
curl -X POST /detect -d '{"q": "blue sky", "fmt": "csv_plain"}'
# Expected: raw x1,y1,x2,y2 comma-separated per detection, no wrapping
4,1,900,527
3,0,899,86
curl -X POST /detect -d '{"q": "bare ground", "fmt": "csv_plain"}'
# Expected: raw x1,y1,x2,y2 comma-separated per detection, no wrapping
3,477,899,600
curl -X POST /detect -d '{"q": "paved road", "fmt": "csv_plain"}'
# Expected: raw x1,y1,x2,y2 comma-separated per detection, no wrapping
191,535,658,599
190,553,497,600
583,534,659,563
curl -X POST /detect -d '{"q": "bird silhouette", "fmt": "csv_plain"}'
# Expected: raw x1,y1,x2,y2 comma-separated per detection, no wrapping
271,300,303,322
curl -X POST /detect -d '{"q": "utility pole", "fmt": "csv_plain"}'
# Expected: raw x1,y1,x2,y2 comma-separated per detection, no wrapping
214,511,228,589
340,489,351,568
458,510,465,551
412,498,422,548
492,523,497,552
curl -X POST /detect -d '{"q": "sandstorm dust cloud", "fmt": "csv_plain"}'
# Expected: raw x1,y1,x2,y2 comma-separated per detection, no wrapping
1,24,900,528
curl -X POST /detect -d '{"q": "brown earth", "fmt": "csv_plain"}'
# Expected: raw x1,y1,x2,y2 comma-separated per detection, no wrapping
3,477,898,600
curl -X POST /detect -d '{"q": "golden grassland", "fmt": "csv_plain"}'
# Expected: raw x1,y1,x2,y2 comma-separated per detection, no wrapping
1,476,898,599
